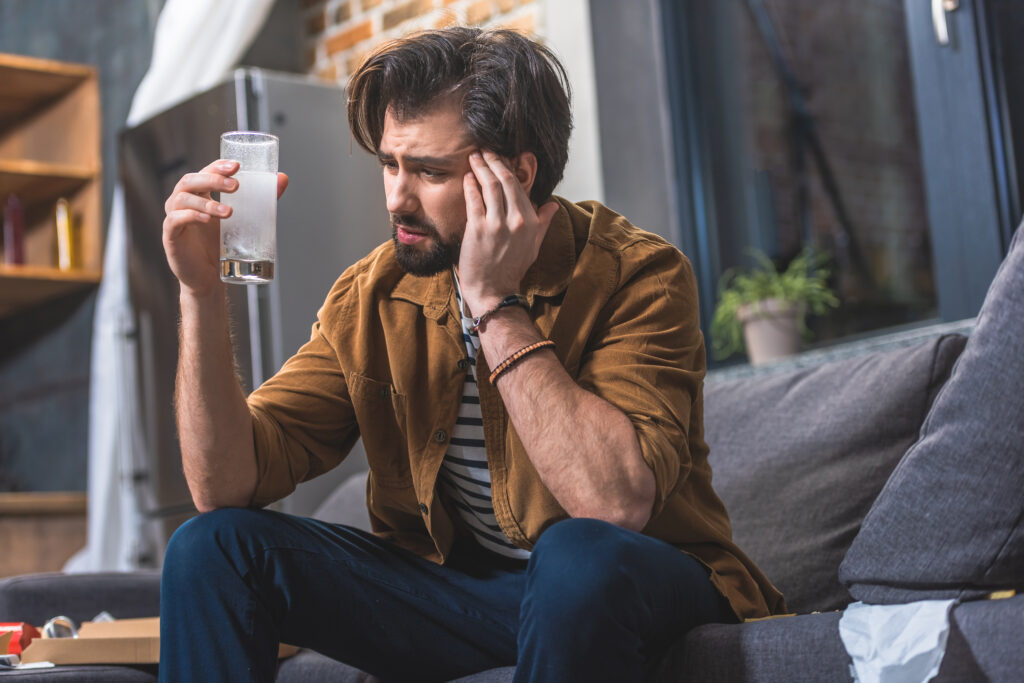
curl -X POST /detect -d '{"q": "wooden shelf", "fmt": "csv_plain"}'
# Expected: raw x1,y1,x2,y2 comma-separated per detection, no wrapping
0,492,87,578
0,491,87,516
0,55,98,574
0,159,96,211
0,52,102,317
0,54,92,132
0,264,102,317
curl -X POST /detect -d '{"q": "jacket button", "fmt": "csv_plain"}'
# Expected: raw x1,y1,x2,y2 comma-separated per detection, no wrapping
434,429,448,443
457,358,469,371
418,502,429,514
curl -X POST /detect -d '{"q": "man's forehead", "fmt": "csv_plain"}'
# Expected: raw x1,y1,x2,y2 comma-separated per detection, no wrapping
380,103,473,154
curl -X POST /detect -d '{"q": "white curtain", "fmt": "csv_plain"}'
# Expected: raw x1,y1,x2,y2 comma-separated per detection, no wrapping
66,0,276,572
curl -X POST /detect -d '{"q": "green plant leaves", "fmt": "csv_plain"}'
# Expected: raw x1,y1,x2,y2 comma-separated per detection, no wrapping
710,248,839,360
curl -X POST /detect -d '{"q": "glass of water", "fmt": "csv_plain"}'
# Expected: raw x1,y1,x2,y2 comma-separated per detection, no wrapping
219,131,279,283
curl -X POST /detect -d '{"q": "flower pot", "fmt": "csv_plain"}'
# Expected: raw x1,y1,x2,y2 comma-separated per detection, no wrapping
736,298,801,366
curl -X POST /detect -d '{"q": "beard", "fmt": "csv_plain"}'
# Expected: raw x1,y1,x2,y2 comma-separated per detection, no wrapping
391,213,461,277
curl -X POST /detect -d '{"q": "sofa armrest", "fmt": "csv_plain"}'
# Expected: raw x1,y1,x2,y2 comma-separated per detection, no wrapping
0,571,161,626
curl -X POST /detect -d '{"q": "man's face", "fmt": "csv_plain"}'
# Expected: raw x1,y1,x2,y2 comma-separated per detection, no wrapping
378,102,476,276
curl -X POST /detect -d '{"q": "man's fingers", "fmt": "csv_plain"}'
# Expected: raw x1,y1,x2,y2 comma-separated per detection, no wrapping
164,162,284,220
175,171,239,196
479,150,531,219
464,172,485,220
163,209,212,238
166,176,233,217
468,152,506,218
168,191,231,218
175,159,239,196
166,164,240,215
537,201,559,229
480,150,518,185
200,159,239,174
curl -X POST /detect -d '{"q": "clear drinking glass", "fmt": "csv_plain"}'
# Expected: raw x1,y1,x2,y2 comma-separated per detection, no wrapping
219,131,279,283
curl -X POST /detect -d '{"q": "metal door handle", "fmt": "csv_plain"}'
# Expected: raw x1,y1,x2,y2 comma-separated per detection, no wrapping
933,0,961,46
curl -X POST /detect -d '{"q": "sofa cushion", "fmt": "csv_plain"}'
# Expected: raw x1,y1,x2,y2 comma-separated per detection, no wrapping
449,668,515,682
934,593,1024,681
273,649,516,682
651,595,1024,683
704,334,965,613
0,571,161,627
274,649,381,682
840,224,1024,603
660,612,851,682
0,665,157,681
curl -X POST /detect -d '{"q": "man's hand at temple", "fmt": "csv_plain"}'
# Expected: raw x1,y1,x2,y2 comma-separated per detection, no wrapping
458,150,558,312
459,150,657,532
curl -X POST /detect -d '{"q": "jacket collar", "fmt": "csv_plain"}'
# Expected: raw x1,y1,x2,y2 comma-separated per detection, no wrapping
390,197,577,316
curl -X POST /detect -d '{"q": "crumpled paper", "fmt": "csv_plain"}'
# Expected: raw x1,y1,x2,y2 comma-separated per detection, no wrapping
839,599,956,683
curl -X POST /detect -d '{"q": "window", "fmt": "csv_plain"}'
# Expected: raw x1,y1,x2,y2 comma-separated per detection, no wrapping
662,0,1015,362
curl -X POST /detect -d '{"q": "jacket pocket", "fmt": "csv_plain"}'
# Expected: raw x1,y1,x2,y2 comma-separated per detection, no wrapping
347,372,411,487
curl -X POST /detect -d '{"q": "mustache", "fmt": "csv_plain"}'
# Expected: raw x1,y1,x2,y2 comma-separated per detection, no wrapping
390,213,440,238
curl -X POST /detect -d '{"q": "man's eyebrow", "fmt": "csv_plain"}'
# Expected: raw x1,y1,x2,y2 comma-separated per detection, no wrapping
376,151,464,167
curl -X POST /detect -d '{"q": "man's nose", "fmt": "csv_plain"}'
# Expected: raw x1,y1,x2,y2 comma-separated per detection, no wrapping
385,172,416,214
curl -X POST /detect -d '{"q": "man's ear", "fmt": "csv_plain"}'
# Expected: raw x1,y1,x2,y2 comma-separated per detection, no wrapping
510,151,538,198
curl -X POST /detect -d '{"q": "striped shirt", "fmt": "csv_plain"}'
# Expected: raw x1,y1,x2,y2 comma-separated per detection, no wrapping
441,272,531,560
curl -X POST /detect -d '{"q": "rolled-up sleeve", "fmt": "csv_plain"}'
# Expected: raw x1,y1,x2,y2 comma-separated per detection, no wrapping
574,242,705,518
246,299,359,508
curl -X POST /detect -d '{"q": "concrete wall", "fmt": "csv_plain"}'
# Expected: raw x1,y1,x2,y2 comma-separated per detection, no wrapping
0,0,162,491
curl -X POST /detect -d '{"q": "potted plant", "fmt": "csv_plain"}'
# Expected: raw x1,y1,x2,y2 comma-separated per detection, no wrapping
710,248,839,365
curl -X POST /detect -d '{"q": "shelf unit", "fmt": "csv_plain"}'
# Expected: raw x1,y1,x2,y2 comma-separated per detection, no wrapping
0,492,87,578
0,53,102,318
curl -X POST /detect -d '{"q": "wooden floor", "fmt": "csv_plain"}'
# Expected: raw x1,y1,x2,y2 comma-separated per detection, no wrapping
0,492,86,578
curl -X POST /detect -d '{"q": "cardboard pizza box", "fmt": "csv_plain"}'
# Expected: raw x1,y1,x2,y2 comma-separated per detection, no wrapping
20,617,298,665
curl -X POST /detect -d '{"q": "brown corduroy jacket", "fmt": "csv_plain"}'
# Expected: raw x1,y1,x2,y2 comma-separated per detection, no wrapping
246,197,786,621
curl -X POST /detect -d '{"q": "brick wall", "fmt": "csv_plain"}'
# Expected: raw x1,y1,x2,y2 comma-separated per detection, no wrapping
302,0,542,84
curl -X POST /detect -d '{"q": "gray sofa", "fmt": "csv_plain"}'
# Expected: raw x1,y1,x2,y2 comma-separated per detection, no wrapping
4,226,1024,681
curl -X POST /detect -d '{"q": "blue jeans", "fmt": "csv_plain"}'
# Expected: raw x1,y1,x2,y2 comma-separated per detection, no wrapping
159,509,734,682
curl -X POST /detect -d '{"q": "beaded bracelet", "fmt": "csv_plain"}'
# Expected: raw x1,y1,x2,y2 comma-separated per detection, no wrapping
488,340,556,385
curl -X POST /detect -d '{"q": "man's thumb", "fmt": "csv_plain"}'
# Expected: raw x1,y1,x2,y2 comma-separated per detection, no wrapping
538,201,559,228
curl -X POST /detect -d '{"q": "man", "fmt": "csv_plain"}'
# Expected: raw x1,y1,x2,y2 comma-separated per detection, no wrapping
159,27,784,682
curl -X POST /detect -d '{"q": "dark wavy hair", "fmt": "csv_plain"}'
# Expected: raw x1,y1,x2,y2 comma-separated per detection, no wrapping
347,27,573,205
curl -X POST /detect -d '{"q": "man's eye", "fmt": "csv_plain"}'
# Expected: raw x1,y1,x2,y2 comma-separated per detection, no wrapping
422,168,446,179
381,160,398,171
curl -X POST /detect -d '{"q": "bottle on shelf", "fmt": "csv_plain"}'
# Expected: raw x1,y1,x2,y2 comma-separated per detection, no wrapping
55,198,78,271
3,194,26,265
